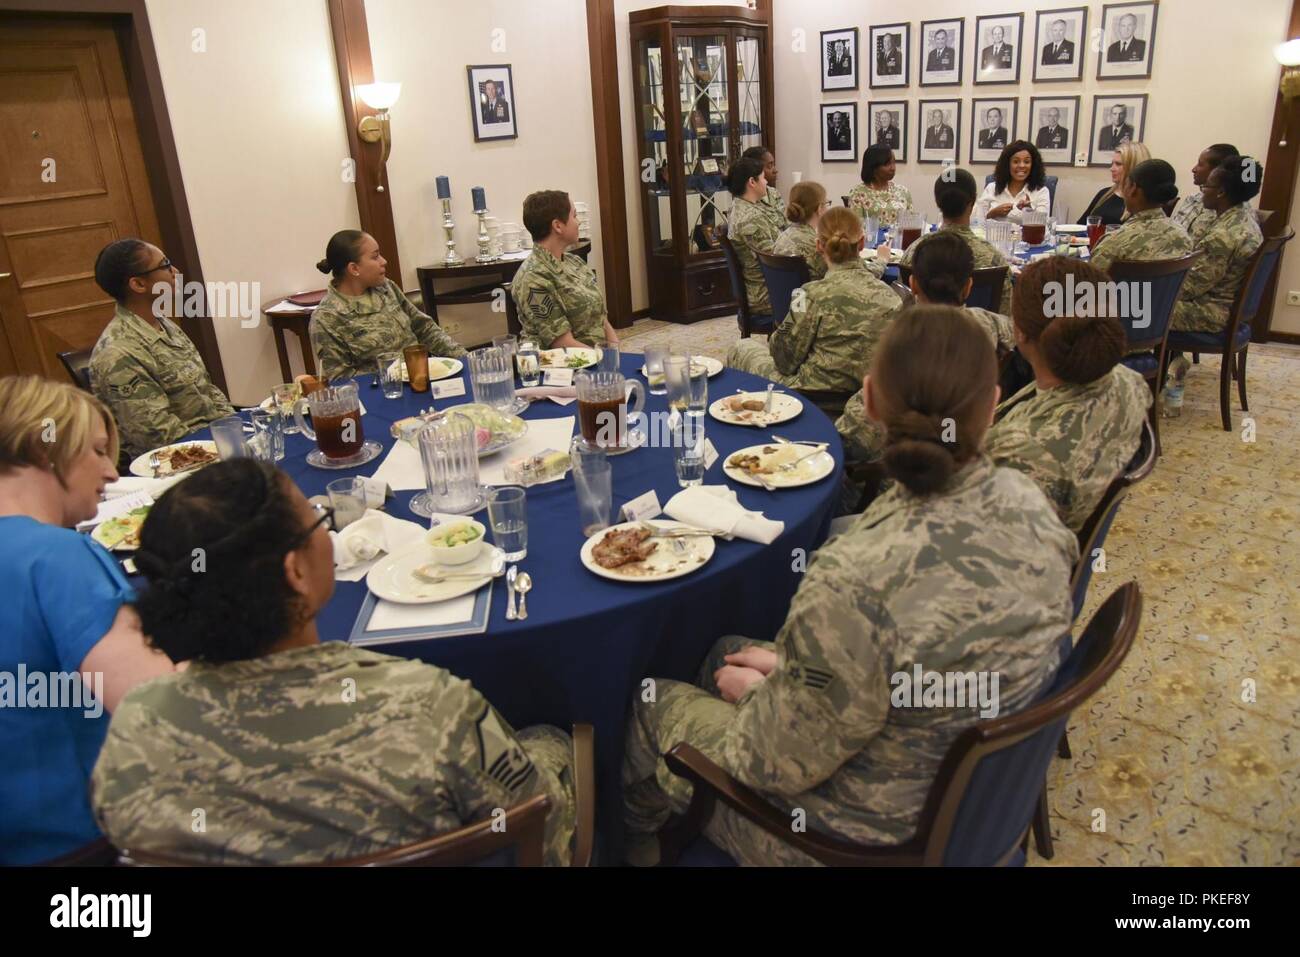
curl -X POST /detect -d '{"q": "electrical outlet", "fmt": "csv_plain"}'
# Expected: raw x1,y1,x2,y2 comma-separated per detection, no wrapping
1288,291,1300,306
1075,152,1087,168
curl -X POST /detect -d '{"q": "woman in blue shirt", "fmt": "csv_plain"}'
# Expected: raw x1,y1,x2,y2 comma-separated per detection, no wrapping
0,375,174,864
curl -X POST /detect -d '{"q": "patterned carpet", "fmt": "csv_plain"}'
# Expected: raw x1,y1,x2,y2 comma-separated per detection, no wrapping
623,315,1299,866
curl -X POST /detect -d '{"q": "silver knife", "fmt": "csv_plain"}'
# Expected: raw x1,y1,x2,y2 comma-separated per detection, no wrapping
505,565,518,620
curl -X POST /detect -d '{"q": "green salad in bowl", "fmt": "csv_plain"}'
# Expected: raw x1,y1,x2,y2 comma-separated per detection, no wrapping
425,519,486,566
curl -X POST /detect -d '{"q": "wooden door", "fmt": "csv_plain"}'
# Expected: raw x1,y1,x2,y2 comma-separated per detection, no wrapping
0,14,162,382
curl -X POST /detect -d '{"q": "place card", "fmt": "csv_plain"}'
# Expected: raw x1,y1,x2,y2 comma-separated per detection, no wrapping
703,439,719,470
431,378,466,399
620,489,662,523
543,368,574,387
359,477,391,508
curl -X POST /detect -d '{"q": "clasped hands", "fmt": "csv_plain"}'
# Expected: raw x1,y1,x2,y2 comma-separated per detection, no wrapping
714,645,779,703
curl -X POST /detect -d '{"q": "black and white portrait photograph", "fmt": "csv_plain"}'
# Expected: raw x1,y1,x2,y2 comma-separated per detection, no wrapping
1033,7,1087,82
467,64,518,142
1029,95,1079,165
820,28,858,92
919,18,964,87
821,102,857,162
970,98,1018,164
1089,94,1148,165
869,22,909,89
974,13,1023,85
868,100,908,163
1097,2,1159,80
919,100,961,165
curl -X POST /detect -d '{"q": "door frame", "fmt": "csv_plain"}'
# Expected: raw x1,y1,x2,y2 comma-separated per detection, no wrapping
0,0,226,391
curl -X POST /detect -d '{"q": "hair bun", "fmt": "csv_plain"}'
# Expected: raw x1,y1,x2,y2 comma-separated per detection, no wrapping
315,258,332,274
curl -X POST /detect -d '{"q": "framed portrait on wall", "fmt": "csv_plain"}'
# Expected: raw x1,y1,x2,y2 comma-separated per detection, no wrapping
1028,95,1080,165
821,28,858,91
970,98,1018,164
467,64,518,141
867,100,908,163
869,22,909,89
918,100,961,164
1089,94,1148,165
1033,7,1088,82
974,13,1024,85
1097,2,1159,80
919,18,963,87
821,102,857,162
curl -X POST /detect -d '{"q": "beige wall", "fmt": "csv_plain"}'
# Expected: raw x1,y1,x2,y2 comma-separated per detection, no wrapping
145,0,359,406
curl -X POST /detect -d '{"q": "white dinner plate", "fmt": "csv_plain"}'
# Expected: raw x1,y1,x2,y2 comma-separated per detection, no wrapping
90,505,150,552
708,391,802,427
539,347,597,370
1054,223,1087,234
384,356,463,383
723,442,836,489
639,355,724,379
366,544,503,604
580,520,716,583
129,441,219,478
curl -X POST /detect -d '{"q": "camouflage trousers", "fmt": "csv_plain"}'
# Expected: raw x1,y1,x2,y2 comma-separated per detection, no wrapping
1171,300,1229,334
517,725,579,866
622,635,822,866
726,340,800,389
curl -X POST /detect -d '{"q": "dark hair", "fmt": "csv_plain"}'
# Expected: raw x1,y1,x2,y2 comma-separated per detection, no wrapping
522,189,572,241
133,460,314,663
1215,155,1263,206
993,140,1046,193
1013,257,1126,384
1128,159,1179,205
869,306,998,496
742,145,772,164
934,168,978,220
1205,143,1239,167
316,229,367,279
861,144,894,186
94,238,152,303
911,232,974,305
727,156,765,197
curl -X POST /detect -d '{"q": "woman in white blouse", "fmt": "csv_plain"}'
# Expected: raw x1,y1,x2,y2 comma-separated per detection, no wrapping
976,140,1051,223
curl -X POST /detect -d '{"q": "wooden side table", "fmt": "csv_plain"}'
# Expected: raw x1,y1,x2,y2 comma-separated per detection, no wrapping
264,295,318,382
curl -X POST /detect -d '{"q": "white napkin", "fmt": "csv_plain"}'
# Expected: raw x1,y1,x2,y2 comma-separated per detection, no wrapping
517,385,577,406
103,474,188,499
664,485,784,545
330,509,425,581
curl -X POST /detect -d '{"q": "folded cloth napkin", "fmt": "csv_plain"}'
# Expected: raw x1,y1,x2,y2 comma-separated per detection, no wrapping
664,485,784,545
103,474,188,499
330,509,425,580
516,385,577,405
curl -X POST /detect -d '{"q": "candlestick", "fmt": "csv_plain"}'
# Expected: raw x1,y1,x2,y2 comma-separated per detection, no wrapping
436,175,451,200
440,198,463,266
475,209,497,262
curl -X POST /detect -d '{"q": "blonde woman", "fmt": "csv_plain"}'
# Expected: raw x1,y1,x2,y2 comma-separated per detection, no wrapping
0,375,175,864
772,181,830,280
727,208,898,393
1078,142,1151,226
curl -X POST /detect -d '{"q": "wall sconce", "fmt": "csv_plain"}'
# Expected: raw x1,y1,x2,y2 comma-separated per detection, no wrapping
356,81,401,193
1273,40,1300,146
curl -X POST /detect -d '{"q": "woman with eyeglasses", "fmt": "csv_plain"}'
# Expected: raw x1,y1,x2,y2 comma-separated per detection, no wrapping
91,459,577,865
88,239,235,462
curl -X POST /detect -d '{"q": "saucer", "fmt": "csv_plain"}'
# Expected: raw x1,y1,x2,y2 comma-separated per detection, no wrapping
305,440,382,470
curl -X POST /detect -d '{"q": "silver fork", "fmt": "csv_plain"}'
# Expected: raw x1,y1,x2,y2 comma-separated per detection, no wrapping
777,448,829,472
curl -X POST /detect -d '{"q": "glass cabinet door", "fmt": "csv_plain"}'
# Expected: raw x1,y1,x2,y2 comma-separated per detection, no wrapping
735,32,765,159
637,37,672,253
676,32,730,255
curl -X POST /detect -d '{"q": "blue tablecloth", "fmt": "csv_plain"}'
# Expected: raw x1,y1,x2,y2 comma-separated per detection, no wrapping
190,353,842,859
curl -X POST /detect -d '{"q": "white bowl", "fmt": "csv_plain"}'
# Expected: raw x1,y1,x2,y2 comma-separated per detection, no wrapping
426,519,487,566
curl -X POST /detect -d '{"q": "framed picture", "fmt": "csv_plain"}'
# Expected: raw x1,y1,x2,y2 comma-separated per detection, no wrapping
869,22,909,89
918,100,961,165
919,18,963,87
821,102,857,163
1097,2,1159,80
1028,95,1080,166
974,13,1024,85
970,98,1018,164
867,101,908,163
467,64,517,141
1033,7,1088,82
821,28,858,91
1089,94,1148,165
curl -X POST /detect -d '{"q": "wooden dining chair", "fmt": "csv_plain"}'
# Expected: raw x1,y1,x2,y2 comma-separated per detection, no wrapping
58,349,94,392
756,250,810,328
658,584,1143,866
895,264,1007,313
793,388,854,420
717,225,775,338
890,281,914,306
37,837,118,867
119,723,595,867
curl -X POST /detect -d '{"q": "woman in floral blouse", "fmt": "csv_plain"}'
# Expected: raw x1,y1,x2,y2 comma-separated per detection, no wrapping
847,145,914,226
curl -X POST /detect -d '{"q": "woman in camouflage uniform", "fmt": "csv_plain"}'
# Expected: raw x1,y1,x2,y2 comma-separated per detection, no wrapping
771,181,830,281
309,230,466,383
1170,143,1239,243
92,460,576,865
724,155,785,318
624,308,1077,865
985,257,1151,534
1088,159,1191,275
727,208,898,393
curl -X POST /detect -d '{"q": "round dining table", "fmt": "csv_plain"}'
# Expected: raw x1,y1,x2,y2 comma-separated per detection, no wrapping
183,351,844,861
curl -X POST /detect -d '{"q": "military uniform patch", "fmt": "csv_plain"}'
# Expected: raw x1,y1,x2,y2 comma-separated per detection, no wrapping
475,705,535,793
526,288,556,321
785,646,836,693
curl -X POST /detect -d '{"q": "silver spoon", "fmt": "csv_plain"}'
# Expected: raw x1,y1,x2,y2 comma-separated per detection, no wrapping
514,572,532,620
412,551,506,585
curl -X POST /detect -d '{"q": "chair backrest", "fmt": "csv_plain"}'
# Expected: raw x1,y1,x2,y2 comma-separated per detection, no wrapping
1255,208,1274,229
891,281,915,306
918,582,1142,865
120,794,552,867
757,251,811,327
1070,417,1156,620
983,174,1058,216
1106,251,1203,354
1231,227,1294,333
717,225,757,334
58,349,93,392
794,387,853,420
895,263,1007,312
